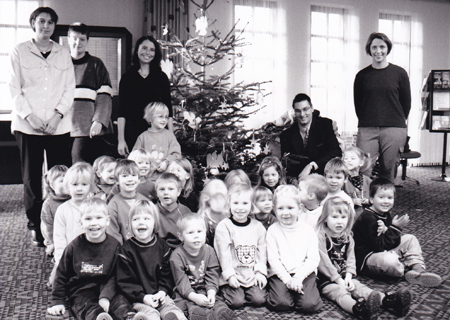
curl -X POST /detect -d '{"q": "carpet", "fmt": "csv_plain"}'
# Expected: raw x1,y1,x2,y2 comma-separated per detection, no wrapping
1,166,450,319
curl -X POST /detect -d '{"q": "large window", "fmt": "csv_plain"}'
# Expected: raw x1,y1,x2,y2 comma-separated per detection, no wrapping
379,13,411,73
0,0,40,119
234,0,278,128
310,5,355,134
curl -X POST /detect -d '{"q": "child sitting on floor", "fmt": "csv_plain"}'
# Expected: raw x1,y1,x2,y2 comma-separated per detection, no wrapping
41,164,70,257
297,173,328,229
170,212,236,320
51,162,94,286
107,159,148,244
214,183,267,309
48,198,144,320
155,172,192,248
266,185,323,314
256,155,286,192
317,196,411,319
251,186,277,230
352,178,442,288
167,158,198,212
116,199,186,320
197,178,228,245
92,155,117,202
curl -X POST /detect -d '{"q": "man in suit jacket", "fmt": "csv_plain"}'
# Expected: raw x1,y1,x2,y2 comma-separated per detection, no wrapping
280,93,342,180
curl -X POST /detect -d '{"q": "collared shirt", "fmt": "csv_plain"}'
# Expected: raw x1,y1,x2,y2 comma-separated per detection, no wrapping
9,39,75,135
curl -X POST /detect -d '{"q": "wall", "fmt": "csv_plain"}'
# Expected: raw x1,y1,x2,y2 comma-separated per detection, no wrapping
44,0,144,43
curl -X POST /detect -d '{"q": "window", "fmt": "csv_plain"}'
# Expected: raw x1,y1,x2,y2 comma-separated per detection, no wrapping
0,0,40,119
234,0,278,128
310,5,354,134
379,13,411,73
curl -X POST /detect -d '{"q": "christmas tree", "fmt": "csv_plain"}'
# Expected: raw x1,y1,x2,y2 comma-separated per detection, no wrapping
158,0,287,183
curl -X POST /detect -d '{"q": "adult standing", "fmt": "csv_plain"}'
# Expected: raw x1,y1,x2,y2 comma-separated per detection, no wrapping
280,93,342,180
9,7,75,246
354,32,411,183
117,36,172,157
68,22,113,164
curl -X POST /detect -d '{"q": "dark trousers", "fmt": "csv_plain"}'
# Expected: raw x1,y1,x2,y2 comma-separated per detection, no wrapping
14,132,72,231
221,284,267,309
72,134,116,164
267,273,323,313
71,290,132,320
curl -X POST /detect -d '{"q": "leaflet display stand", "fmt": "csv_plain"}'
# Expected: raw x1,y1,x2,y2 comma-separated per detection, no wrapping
423,70,450,181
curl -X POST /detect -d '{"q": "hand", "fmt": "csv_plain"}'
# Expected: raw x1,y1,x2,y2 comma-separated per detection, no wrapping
143,294,161,308
255,271,267,289
392,214,410,229
98,298,110,313
90,121,103,138
286,277,304,294
44,114,62,135
25,113,47,133
335,277,346,290
47,305,65,316
154,291,166,305
190,293,210,307
298,161,319,180
227,275,240,289
117,139,129,157
344,273,355,291
353,198,363,206
157,160,168,172
206,290,216,308
377,220,388,236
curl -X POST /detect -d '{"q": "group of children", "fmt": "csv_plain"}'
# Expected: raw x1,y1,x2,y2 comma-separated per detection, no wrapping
42,112,442,320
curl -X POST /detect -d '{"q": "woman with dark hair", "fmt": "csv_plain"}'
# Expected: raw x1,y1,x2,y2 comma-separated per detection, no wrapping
117,36,172,156
9,7,75,246
353,32,411,183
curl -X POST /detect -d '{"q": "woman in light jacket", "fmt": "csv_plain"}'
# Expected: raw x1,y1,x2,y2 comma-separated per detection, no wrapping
9,7,75,246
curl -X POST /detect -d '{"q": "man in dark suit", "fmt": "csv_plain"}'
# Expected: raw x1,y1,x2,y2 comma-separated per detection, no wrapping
280,93,342,180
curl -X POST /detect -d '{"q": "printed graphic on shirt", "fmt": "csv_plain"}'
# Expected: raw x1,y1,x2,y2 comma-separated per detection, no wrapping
236,245,256,265
185,260,206,286
81,262,104,274
328,240,348,276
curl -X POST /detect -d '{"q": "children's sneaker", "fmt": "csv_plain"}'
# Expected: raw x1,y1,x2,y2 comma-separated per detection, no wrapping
96,312,113,320
352,295,380,320
405,270,442,287
382,287,411,317
125,311,149,320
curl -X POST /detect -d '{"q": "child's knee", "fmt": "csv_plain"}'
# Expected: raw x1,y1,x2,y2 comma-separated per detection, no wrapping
297,298,323,314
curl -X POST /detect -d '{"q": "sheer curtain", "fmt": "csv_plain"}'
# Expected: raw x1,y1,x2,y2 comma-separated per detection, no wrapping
234,0,285,129
310,5,358,138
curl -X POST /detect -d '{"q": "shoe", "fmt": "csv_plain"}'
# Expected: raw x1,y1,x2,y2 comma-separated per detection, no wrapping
45,313,64,320
405,270,442,287
126,311,149,320
96,312,113,320
382,287,411,317
31,230,45,247
352,296,380,320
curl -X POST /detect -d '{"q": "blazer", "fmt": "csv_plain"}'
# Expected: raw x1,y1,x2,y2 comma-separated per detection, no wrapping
280,110,341,177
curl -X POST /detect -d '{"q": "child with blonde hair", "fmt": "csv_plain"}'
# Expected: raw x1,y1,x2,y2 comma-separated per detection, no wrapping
51,162,94,286
224,169,252,189
197,179,228,245
266,185,322,313
343,146,372,217
297,173,328,229
317,196,411,319
128,148,155,200
133,102,181,172
170,213,236,320
167,158,198,212
107,159,148,244
251,186,277,230
92,155,117,202
117,199,186,320
323,157,353,205
256,155,286,192
41,165,70,256
214,183,267,309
